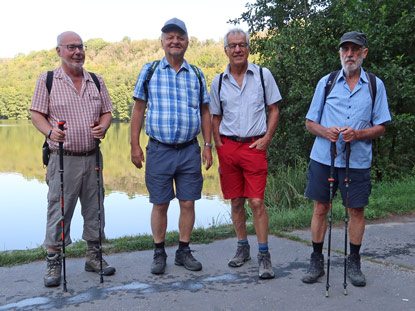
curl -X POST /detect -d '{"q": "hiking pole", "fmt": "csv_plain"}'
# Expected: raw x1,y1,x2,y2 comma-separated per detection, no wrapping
326,142,336,298
94,121,104,283
58,120,67,292
343,142,351,295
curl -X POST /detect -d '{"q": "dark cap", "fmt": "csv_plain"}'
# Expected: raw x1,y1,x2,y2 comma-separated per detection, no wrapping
339,31,367,47
161,17,187,35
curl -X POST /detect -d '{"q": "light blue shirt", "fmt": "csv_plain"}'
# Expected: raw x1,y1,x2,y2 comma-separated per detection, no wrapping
132,57,210,144
306,68,391,169
209,62,282,137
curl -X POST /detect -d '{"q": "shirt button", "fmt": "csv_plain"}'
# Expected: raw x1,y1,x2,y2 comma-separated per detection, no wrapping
347,117,350,119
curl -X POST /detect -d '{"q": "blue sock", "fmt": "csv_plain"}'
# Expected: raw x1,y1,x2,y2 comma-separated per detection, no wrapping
258,242,269,253
238,239,249,245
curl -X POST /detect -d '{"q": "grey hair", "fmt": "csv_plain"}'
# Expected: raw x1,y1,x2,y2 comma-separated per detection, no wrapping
224,28,250,49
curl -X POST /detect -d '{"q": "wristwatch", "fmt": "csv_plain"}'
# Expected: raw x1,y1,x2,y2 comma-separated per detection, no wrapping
204,142,212,147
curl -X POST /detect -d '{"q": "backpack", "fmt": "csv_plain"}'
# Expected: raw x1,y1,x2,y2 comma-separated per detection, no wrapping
218,66,266,114
143,60,204,109
42,70,101,166
324,70,377,110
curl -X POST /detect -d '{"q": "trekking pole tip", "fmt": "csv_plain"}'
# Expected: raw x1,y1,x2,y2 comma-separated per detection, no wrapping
325,290,329,298
344,288,348,295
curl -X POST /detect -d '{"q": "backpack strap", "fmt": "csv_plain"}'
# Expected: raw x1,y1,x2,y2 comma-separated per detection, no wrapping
366,72,377,110
324,70,341,106
46,71,53,95
89,72,101,93
46,70,101,94
190,64,203,108
218,66,267,114
259,67,267,107
144,60,161,101
218,73,224,114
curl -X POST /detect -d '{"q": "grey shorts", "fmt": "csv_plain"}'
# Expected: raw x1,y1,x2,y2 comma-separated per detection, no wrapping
145,139,203,204
304,160,372,208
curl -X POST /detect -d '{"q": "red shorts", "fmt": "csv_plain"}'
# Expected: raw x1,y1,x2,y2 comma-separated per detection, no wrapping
217,137,268,199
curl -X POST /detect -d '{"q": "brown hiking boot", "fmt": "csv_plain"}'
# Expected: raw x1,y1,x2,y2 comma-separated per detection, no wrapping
44,253,62,287
85,247,116,276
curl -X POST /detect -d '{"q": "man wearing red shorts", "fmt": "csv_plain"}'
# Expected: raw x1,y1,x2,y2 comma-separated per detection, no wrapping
209,28,281,279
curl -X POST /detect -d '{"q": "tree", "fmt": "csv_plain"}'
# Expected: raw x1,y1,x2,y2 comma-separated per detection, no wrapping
232,0,415,179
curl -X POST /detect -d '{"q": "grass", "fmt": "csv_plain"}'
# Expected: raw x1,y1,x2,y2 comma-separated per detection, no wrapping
1,165,414,267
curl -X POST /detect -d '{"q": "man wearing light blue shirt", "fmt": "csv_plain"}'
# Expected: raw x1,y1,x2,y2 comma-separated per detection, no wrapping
302,31,391,287
210,28,281,279
130,18,212,275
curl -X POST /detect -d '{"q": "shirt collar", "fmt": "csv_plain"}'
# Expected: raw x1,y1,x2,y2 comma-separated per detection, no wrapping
223,61,254,78
339,67,368,83
160,57,190,71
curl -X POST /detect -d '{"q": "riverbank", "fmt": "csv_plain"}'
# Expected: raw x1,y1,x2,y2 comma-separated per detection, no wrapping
1,175,414,267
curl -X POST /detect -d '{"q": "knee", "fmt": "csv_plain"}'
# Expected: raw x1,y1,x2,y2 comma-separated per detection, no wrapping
248,198,266,217
313,201,329,218
349,207,365,219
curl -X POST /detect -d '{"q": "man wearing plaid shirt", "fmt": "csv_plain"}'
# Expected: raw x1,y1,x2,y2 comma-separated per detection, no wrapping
130,18,212,275
31,31,115,287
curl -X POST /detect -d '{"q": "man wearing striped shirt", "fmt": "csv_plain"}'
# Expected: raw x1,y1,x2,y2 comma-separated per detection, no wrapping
31,31,115,287
130,18,212,275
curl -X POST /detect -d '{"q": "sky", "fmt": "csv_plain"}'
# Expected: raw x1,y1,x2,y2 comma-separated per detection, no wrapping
1,0,253,58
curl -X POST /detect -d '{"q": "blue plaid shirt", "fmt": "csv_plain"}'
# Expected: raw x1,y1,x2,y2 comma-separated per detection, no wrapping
133,57,210,144
306,68,391,169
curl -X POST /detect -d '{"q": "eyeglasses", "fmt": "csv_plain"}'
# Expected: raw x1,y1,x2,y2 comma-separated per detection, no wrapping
340,46,362,53
226,43,249,50
60,44,87,51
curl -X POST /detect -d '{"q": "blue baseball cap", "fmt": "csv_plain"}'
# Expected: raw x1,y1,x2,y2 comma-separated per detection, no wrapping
161,17,187,35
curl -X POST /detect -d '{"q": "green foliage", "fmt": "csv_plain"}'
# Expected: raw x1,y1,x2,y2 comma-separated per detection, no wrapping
0,38,229,122
233,0,415,179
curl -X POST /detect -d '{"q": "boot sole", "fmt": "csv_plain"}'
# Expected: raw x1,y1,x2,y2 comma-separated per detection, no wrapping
174,260,202,271
302,271,325,284
85,263,116,276
44,278,61,287
228,256,251,267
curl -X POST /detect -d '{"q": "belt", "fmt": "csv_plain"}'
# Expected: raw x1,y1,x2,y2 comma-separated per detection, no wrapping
221,135,265,143
50,149,96,156
149,137,198,150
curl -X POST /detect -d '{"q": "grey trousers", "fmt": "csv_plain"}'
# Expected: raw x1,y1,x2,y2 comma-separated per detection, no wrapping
44,152,105,249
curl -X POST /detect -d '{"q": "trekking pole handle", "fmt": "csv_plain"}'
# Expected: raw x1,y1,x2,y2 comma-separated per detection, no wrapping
58,120,66,131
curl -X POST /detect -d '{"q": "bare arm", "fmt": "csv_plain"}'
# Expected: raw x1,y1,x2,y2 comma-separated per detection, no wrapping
250,103,279,150
200,103,213,170
212,114,223,147
341,124,386,142
130,99,146,169
31,110,65,142
91,112,112,139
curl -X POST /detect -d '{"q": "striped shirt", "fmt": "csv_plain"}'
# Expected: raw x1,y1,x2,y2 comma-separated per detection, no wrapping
132,57,210,144
31,66,113,152
306,68,391,169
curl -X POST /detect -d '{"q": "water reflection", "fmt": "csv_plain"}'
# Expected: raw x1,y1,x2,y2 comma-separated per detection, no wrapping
0,120,230,251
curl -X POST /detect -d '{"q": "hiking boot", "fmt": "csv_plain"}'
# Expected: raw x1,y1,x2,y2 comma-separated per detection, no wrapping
85,247,116,276
44,253,62,287
302,252,325,284
174,246,202,271
257,251,275,279
151,248,167,275
228,243,251,267
347,254,366,287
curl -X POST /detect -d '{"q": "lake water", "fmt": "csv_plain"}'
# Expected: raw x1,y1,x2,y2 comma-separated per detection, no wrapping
0,120,230,251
